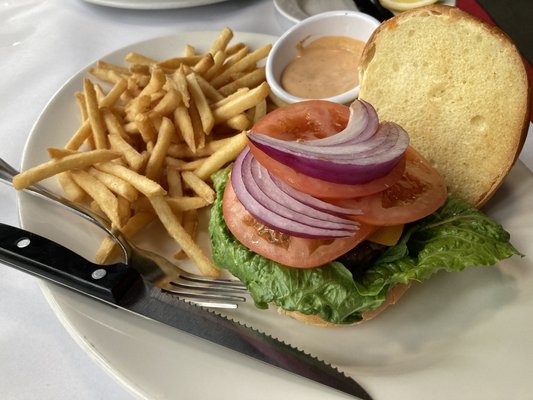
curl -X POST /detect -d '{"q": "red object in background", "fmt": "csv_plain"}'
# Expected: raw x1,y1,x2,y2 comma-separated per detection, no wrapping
456,0,533,121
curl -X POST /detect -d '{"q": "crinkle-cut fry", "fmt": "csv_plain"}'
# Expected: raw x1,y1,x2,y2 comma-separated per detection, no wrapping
83,79,108,149
70,169,124,228
209,44,271,88
173,209,199,260
56,171,86,203
192,53,214,76
171,66,191,107
181,171,215,204
125,52,158,65
95,212,155,264
186,73,214,135
12,149,121,190
209,27,233,55
173,104,195,152
145,117,175,182
149,195,219,277
88,167,139,203
167,136,234,158
218,66,266,97
212,82,270,124
95,161,166,198
194,131,248,180
134,113,157,143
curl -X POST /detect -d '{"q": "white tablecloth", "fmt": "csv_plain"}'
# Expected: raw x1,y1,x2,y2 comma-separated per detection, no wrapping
0,1,532,399
0,1,284,398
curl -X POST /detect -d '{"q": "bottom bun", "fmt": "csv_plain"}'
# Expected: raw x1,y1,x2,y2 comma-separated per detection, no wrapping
278,283,411,327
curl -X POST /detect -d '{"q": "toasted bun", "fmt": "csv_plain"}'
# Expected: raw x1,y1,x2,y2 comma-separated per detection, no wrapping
279,283,411,327
359,5,530,207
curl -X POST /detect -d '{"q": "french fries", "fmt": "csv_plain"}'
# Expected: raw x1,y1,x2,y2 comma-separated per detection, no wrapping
12,27,275,277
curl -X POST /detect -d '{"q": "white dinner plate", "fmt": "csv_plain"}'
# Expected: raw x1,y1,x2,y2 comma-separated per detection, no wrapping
273,0,456,24
81,0,229,10
18,31,533,400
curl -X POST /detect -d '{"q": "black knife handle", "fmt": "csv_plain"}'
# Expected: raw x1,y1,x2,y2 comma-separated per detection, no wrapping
0,223,139,304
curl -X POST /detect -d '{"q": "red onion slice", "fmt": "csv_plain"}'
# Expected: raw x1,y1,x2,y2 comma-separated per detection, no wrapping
247,100,409,184
231,147,360,238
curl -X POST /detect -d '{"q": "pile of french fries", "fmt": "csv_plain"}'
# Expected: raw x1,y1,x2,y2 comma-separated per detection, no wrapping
13,27,281,278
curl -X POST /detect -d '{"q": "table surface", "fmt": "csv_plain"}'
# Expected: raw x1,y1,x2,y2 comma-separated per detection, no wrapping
0,1,531,399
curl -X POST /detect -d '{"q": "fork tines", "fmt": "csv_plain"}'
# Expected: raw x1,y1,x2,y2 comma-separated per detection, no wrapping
162,273,248,309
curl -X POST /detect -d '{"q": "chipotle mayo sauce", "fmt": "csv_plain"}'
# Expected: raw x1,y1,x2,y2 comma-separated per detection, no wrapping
281,35,366,99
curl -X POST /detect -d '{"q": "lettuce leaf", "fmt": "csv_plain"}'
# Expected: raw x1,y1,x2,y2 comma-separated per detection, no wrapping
209,166,522,324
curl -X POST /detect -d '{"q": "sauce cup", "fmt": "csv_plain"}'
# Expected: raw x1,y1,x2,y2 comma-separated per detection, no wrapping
266,10,380,104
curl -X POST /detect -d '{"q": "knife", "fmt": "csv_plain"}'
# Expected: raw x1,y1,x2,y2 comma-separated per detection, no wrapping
0,223,372,400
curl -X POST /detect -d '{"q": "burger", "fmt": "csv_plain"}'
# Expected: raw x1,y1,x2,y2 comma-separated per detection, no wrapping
208,5,529,326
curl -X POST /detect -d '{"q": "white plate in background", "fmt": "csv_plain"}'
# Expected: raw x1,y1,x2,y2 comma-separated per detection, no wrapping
81,0,229,10
18,31,533,400
274,0,456,25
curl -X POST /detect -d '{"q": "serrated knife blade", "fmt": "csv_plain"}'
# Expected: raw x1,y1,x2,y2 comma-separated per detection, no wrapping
0,223,372,400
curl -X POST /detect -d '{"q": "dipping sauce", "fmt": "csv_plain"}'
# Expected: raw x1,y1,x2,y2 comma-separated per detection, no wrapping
281,35,366,99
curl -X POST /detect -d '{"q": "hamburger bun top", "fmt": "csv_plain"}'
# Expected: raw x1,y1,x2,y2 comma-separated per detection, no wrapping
359,4,530,207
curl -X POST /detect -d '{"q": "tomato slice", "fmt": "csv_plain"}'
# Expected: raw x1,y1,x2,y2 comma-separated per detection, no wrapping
251,100,349,141
248,99,406,198
223,178,376,268
333,147,448,226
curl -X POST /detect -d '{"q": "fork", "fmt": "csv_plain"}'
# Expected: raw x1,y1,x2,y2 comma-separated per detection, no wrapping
0,158,248,309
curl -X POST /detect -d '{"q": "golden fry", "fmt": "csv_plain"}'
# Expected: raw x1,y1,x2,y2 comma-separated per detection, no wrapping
149,195,219,277
210,44,271,88
145,117,175,182
95,212,155,264
83,79,108,149
186,73,215,135
212,82,270,124
209,27,233,55
194,131,248,180
96,161,166,197
70,169,124,228
12,149,121,190
88,167,139,203
181,171,215,204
